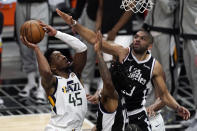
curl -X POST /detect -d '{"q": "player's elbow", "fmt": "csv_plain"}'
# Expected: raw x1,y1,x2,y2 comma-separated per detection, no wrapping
104,81,114,90
160,90,170,103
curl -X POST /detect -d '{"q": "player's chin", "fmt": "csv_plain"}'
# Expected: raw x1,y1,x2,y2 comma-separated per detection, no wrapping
68,62,73,67
64,62,74,70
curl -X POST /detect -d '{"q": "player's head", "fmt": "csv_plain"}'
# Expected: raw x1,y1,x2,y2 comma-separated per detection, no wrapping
44,49,72,73
131,30,153,54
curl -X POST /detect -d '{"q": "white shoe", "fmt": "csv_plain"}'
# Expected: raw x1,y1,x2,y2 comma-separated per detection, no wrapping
35,87,47,104
18,83,37,97
0,98,4,105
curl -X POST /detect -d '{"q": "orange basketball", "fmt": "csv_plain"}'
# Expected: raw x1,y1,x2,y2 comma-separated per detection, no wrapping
20,20,45,44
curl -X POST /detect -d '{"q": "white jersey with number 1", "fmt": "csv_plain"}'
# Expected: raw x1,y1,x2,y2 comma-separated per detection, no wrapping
45,72,87,131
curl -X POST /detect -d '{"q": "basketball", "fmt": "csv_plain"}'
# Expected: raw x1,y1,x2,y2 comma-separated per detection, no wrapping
20,20,45,44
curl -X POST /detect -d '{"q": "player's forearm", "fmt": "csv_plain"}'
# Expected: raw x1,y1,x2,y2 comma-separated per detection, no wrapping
151,97,165,112
160,91,180,111
74,23,97,45
73,24,119,56
34,47,53,80
55,31,87,53
97,51,113,88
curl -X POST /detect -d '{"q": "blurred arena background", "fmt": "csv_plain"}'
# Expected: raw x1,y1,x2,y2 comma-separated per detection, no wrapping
0,0,196,131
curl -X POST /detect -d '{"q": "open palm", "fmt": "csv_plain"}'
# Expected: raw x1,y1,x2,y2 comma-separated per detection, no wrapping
56,8,73,25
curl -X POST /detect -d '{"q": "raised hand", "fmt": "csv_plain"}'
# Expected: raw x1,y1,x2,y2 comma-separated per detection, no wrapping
20,35,38,50
176,106,190,120
38,21,57,36
94,31,102,53
56,8,75,26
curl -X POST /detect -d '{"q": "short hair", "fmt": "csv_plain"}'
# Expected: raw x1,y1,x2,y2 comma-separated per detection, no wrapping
138,29,154,44
44,48,55,65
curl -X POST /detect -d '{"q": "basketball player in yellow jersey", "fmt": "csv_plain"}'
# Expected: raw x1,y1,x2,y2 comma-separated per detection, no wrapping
20,22,88,131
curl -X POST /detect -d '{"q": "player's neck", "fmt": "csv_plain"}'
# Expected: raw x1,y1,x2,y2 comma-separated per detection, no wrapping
56,71,69,78
132,50,148,61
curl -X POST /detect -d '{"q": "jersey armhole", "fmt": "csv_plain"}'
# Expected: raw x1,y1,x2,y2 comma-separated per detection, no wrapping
123,47,130,63
52,77,58,96
150,58,156,80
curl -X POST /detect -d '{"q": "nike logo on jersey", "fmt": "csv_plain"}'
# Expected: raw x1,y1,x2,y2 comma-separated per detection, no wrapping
155,124,160,127
143,64,150,70
138,114,144,120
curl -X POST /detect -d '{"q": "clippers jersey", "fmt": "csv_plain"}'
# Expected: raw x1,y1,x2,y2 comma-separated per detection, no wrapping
96,99,125,131
122,48,155,112
45,72,87,131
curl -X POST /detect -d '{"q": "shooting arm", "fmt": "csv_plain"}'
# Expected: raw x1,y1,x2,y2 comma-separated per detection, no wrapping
55,31,87,76
55,31,87,53
34,47,56,96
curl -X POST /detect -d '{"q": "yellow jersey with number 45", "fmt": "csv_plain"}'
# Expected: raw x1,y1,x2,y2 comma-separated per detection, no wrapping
45,72,87,131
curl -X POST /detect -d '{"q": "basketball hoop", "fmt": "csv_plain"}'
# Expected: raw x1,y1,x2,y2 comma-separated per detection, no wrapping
120,0,153,13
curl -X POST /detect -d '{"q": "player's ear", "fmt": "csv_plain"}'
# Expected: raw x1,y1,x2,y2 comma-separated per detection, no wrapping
148,44,152,50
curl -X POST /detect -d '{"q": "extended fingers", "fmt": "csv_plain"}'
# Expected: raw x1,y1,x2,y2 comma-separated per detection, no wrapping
180,108,190,120
20,36,31,48
20,35,25,44
184,110,190,120
39,22,50,32
56,8,64,17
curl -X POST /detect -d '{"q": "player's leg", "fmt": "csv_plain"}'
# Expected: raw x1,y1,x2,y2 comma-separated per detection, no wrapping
149,113,165,131
128,111,152,131
16,3,38,97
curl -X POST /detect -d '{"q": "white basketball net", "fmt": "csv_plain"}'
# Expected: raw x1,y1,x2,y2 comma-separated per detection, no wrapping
120,0,154,13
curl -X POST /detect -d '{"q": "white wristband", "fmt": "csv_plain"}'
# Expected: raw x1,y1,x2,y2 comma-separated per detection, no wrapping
71,20,77,27
55,31,87,53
